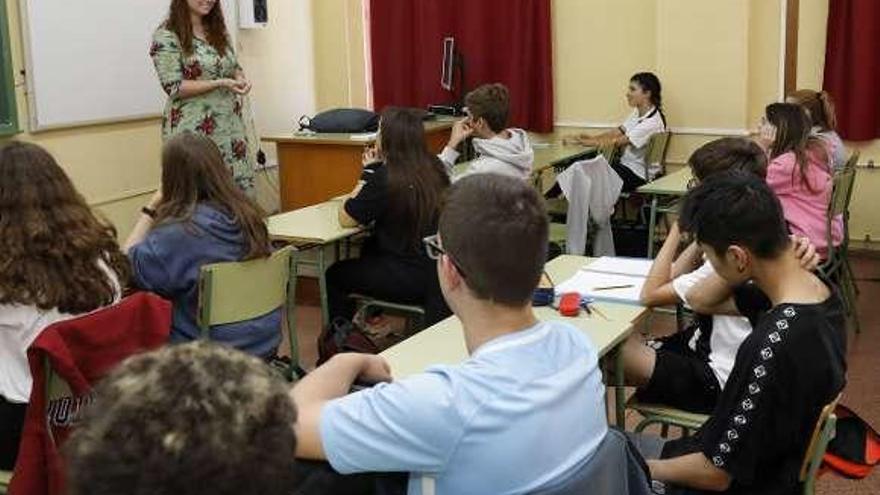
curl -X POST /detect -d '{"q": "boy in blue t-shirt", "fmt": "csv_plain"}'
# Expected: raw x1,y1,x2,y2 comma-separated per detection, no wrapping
291,174,608,495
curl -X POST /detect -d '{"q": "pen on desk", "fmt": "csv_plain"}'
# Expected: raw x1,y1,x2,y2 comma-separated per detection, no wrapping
592,284,635,292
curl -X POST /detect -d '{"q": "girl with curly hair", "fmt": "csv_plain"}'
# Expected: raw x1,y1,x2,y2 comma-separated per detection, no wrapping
0,142,128,470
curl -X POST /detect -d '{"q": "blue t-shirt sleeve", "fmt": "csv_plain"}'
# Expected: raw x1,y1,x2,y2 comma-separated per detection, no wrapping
320,371,464,475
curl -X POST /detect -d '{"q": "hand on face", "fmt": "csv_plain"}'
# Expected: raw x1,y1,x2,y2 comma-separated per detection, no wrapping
449,118,474,148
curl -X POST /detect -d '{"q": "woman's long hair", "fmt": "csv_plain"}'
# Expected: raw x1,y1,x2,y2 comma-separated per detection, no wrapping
380,108,450,251
0,142,129,313
787,89,838,132
164,0,231,55
155,132,269,260
766,102,827,193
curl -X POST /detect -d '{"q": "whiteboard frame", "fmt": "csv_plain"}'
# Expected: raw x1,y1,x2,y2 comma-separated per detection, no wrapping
18,0,238,132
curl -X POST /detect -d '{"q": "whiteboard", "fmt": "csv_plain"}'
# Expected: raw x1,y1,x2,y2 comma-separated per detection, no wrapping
19,0,237,131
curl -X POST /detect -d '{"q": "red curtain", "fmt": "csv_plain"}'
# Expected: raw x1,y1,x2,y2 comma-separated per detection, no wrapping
369,0,554,132
823,0,880,141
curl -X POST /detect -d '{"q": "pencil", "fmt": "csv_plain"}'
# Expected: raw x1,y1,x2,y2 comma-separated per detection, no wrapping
592,284,634,292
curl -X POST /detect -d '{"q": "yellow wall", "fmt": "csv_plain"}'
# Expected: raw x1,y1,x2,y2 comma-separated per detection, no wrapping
0,1,304,238
553,0,656,123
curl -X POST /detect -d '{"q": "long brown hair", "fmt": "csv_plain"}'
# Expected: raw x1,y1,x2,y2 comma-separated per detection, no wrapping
0,142,129,313
380,108,450,251
766,102,827,193
156,132,269,260
787,89,838,132
164,0,231,56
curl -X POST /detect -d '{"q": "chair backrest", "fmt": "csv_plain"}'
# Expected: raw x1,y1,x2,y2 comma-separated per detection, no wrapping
10,292,171,495
532,429,652,495
843,149,860,172
824,166,857,260
644,131,671,177
197,245,294,332
800,394,841,494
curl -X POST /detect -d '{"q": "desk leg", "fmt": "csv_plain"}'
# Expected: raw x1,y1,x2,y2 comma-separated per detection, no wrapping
647,196,659,259
615,345,627,427
318,246,330,327
287,250,300,379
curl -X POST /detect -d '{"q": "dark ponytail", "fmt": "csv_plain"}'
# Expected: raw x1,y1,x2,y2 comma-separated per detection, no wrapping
631,72,666,127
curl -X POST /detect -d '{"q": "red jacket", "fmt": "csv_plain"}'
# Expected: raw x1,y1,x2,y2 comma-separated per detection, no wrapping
9,292,171,495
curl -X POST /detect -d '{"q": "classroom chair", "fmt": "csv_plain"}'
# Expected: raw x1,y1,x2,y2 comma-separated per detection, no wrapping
197,245,301,379
532,428,652,495
818,157,859,333
618,131,672,225
8,293,171,495
350,294,426,336
628,394,840,495
801,395,841,495
0,469,10,494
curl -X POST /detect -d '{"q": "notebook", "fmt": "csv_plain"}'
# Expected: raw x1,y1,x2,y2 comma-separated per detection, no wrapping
553,257,651,304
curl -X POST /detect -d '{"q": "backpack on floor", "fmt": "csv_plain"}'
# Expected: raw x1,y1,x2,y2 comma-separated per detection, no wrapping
823,404,880,479
317,317,380,366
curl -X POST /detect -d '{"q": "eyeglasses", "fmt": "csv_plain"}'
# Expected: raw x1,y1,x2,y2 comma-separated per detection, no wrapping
423,234,467,279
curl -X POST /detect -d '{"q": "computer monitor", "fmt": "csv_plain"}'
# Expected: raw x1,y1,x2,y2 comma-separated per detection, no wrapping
441,37,455,91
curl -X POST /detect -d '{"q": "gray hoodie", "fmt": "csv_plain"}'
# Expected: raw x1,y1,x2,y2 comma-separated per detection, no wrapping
439,128,535,181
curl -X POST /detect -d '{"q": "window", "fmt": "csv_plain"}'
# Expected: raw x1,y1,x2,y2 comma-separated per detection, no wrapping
0,1,19,136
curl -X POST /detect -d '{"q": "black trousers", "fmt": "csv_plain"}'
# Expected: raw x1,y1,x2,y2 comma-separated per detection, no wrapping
1,396,27,470
611,160,648,193
293,460,407,495
326,254,451,328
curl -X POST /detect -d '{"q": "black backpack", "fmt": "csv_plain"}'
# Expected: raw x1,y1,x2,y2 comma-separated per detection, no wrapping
298,108,379,133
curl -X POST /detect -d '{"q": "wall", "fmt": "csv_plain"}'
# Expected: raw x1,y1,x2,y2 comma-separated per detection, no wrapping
0,0,315,237
311,0,880,242
797,0,880,242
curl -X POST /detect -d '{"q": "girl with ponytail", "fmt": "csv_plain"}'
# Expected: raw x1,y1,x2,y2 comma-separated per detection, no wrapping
566,72,667,192
787,90,847,170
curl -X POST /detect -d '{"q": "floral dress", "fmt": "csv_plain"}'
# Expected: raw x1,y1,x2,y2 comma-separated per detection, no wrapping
150,28,255,194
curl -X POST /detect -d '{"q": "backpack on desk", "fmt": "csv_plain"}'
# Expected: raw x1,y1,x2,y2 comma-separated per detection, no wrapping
298,108,379,134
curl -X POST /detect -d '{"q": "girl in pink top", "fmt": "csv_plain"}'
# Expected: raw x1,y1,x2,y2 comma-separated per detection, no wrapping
760,103,843,256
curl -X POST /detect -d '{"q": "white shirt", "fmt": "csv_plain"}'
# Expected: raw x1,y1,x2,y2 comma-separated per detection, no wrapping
0,261,121,403
672,262,752,388
618,107,666,181
321,321,608,495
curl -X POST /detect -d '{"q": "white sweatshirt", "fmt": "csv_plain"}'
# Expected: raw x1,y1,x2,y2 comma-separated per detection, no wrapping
439,128,535,181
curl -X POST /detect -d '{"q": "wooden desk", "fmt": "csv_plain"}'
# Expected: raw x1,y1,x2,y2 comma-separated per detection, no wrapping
266,119,454,211
381,255,648,426
636,167,694,257
267,200,364,324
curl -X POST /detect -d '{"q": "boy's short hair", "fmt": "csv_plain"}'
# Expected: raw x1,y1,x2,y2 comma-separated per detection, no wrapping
688,138,768,182
65,342,298,495
464,83,510,133
439,174,548,306
679,171,790,258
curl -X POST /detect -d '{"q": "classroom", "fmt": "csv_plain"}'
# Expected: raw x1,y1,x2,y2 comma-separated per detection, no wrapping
1,0,878,494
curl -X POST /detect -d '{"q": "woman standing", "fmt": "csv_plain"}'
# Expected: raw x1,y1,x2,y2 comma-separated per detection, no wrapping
151,0,256,194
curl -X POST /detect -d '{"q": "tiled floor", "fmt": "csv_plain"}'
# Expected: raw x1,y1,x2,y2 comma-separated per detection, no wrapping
287,252,880,493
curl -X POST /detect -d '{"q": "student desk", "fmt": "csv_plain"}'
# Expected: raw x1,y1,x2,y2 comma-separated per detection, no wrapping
637,167,694,258
267,198,363,324
381,255,649,427
265,119,455,212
